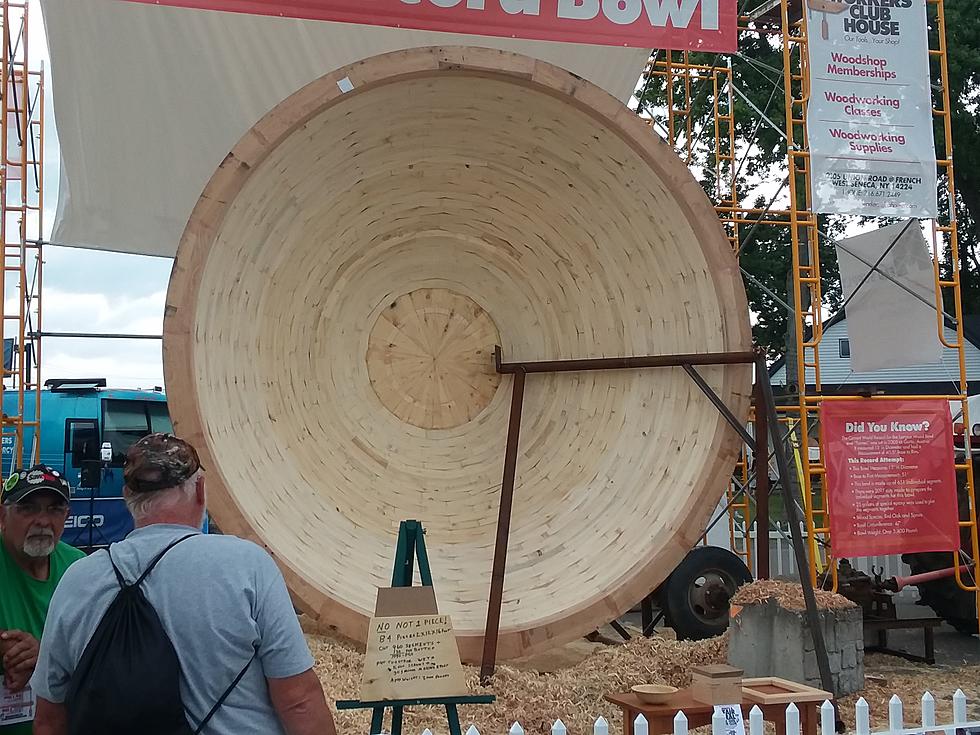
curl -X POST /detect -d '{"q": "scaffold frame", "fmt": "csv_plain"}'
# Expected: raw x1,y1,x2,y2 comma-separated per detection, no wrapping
1,0,44,472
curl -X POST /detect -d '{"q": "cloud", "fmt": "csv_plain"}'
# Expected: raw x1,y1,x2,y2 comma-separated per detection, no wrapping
40,286,166,334
41,346,164,389
43,245,174,299
4,282,168,388
39,286,165,388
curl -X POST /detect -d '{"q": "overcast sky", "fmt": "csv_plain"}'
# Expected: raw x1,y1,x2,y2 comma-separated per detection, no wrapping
29,0,171,389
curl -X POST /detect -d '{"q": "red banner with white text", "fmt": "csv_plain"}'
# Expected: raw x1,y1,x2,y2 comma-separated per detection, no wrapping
823,399,960,557
117,0,737,52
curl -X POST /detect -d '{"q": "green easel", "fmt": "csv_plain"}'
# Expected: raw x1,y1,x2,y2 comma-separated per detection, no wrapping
336,520,495,735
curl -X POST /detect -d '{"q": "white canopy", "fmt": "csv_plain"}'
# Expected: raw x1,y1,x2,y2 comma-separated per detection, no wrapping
40,0,650,257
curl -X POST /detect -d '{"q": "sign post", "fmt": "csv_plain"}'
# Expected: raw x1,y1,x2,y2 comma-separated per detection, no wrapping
336,520,494,735
822,399,959,557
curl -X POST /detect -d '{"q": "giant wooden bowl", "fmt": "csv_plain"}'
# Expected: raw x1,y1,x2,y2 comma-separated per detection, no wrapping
162,46,753,663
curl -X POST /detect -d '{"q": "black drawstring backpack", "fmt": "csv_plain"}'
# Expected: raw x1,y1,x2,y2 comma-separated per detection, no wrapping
64,534,255,735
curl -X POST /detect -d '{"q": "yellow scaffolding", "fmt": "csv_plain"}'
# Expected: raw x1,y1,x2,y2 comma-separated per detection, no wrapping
774,0,980,622
0,0,43,471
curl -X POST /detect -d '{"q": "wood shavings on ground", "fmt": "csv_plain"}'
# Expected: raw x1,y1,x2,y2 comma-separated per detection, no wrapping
839,653,980,725
310,630,980,735
311,631,727,735
731,579,856,611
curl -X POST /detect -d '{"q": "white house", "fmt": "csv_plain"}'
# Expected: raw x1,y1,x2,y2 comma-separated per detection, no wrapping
770,311,980,396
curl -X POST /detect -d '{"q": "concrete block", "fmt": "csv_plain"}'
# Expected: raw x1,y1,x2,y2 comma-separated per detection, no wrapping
828,650,842,673
728,597,864,697
840,669,861,695
803,652,819,682
820,617,837,651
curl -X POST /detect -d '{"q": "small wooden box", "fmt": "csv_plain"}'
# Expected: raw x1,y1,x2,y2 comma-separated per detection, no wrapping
690,664,744,705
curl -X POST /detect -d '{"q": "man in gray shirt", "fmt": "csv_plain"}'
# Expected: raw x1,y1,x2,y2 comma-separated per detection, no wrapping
31,433,336,735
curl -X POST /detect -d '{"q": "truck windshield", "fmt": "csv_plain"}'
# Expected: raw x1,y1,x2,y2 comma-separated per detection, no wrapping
148,402,174,434
103,399,173,466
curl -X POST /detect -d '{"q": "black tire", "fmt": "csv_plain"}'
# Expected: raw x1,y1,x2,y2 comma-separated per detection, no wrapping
662,546,753,641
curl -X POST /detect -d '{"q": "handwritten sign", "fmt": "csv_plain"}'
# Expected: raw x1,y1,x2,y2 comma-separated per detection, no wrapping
360,614,468,701
823,399,959,556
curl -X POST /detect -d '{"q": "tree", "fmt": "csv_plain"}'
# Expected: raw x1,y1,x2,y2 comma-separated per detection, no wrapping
938,0,980,314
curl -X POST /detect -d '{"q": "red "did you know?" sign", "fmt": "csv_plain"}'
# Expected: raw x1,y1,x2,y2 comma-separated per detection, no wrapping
823,399,960,558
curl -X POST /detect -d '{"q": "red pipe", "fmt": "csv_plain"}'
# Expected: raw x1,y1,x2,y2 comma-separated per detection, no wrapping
891,565,972,591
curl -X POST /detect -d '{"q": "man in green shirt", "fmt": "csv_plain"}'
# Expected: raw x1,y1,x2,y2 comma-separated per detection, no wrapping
0,465,83,734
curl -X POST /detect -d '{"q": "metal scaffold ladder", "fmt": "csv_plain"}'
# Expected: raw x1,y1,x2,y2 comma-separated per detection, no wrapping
0,0,43,471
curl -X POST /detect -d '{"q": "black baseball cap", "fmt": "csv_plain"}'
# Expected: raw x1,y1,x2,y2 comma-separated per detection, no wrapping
2,464,71,505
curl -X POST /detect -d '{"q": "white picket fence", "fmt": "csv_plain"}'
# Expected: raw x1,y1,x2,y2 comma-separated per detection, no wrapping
733,523,917,601
415,691,980,735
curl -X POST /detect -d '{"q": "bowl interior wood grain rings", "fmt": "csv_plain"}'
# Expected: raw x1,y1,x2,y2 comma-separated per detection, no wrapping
163,46,753,663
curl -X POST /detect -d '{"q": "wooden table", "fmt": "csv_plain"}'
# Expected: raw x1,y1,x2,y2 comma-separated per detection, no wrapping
604,688,828,735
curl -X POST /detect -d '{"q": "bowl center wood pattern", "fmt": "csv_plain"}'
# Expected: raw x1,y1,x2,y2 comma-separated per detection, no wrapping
367,288,501,430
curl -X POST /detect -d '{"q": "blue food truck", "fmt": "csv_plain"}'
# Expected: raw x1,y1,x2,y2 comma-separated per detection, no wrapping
1,378,191,551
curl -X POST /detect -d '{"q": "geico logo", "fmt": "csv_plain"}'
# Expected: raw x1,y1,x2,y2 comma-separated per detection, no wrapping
66,515,105,529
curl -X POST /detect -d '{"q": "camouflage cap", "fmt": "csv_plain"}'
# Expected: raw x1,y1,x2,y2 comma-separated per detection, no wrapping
124,433,202,494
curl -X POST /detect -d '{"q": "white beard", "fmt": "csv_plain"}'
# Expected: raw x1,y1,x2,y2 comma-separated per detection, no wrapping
23,528,56,557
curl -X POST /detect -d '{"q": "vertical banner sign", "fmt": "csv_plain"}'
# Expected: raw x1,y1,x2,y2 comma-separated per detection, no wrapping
822,399,959,557
118,0,738,52
804,0,938,217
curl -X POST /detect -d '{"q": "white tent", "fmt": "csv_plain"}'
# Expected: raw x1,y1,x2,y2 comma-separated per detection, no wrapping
39,0,651,257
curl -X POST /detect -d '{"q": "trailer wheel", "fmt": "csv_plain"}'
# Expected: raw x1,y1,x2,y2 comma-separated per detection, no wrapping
663,546,752,641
